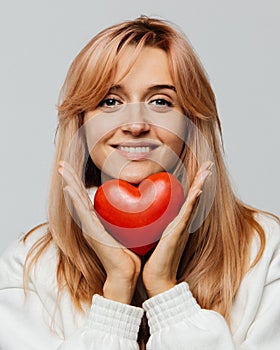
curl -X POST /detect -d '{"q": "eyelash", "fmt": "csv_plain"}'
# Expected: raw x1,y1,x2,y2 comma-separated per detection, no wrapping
98,97,174,108
98,98,122,108
150,98,173,107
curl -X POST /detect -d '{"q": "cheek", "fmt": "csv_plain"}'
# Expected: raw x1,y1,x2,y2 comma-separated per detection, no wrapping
171,136,185,155
165,116,187,155
84,117,109,150
84,128,110,171
158,127,185,155
149,131,184,174
89,143,103,168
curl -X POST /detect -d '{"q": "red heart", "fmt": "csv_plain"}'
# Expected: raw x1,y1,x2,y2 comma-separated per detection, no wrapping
93,172,184,255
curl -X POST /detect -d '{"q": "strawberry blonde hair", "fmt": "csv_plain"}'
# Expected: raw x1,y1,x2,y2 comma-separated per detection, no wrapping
24,16,278,347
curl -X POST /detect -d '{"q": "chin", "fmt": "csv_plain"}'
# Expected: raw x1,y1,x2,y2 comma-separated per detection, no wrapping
119,174,146,184
101,160,171,184
118,165,164,184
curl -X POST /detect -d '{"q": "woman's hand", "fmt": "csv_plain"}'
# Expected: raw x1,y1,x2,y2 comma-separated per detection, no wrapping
142,161,213,298
58,161,141,305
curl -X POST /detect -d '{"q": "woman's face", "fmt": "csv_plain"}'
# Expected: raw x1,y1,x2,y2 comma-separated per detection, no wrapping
84,46,187,184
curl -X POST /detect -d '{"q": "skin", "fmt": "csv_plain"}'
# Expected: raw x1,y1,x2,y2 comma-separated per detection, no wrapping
58,47,213,304
83,46,187,184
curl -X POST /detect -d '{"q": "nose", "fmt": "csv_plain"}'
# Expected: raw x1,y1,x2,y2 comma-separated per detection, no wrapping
120,104,150,136
121,121,150,136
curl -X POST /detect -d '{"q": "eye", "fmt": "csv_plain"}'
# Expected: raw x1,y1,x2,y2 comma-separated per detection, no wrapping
149,98,173,112
98,98,122,109
151,98,172,106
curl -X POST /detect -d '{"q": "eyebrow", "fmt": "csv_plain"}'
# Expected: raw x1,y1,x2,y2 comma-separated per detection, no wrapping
108,84,176,93
148,84,176,92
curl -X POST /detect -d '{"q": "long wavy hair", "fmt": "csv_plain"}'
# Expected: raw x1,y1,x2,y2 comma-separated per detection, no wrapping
24,16,278,348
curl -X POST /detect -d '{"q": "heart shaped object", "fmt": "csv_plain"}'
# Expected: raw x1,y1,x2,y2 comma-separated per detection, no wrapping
94,172,184,255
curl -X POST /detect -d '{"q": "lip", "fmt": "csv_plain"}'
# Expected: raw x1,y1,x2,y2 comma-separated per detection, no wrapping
111,140,161,160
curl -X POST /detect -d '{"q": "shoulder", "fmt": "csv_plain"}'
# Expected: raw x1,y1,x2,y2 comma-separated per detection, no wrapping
231,213,280,333
254,212,280,247
0,223,57,288
255,211,280,232
251,212,280,283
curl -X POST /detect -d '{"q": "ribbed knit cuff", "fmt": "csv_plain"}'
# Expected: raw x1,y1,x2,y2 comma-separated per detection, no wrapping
89,294,144,341
142,282,200,334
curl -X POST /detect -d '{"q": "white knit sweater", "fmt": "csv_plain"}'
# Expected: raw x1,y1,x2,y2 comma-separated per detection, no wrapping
0,213,279,349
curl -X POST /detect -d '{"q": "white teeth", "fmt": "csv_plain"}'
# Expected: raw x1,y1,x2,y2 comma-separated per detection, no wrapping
119,146,151,153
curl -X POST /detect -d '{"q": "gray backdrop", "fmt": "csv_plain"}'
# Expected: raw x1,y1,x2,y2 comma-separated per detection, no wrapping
1,0,279,253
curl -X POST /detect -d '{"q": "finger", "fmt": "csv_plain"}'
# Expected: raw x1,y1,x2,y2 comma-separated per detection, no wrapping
59,165,123,248
63,183,91,216
178,161,214,228
58,161,92,210
162,162,213,238
63,184,123,250
180,171,211,221
184,161,213,210
58,161,81,191
189,161,214,193
58,161,85,192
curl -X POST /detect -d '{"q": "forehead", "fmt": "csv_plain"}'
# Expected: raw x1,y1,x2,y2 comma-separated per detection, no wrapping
113,46,174,86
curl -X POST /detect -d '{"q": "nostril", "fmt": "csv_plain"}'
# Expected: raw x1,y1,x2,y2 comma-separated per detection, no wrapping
121,122,150,135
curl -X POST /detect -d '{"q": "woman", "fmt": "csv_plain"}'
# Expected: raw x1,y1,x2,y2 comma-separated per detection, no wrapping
0,16,279,350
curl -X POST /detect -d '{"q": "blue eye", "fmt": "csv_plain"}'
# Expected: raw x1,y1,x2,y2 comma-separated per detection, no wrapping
151,99,172,106
149,99,173,112
99,98,122,108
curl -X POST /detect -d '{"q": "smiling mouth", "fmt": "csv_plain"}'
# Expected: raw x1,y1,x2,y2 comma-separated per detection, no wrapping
112,143,159,159
118,146,156,153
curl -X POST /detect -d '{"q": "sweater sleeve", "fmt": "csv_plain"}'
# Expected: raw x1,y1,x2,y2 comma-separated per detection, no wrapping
59,295,143,350
143,282,235,349
143,215,280,350
0,231,143,350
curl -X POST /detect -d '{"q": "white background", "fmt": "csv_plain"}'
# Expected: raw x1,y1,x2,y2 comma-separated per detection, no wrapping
0,0,279,253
